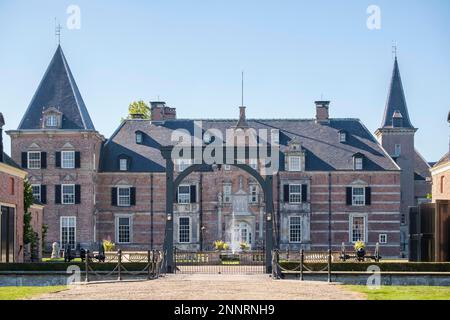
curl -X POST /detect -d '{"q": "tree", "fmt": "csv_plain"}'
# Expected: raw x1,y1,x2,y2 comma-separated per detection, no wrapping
23,181,38,246
127,100,151,119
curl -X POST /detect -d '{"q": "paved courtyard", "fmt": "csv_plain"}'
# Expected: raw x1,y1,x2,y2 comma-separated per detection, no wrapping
33,274,364,300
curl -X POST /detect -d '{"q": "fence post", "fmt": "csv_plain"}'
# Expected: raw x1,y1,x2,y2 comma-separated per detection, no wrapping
300,248,304,281
173,247,177,274
117,249,122,281
327,249,332,283
85,250,89,283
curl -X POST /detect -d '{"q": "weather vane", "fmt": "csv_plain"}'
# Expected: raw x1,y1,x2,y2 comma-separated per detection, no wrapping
55,19,62,46
392,41,397,59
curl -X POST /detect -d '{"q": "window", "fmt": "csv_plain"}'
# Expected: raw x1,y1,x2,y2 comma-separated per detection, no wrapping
31,184,41,202
119,158,128,171
223,184,232,203
177,159,192,172
46,115,58,127
178,185,191,204
61,151,75,169
354,157,363,170
350,215,366,243
116,216,131,243
289,184,302,203
339,132,347,143
352,187,365,206
27,151,41,169
62,184,75,204
223,164,231,171
379,234,387,244
61,216,76,248
117,187,131,206
249,184,258,203
289,216,302,243
288,156,301,171
179,217,190,243
249,159,258,170
136,132,143,144
394,144,401,157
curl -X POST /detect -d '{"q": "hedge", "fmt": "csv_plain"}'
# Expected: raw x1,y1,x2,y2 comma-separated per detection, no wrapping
279,262,450,272
0,262,149,272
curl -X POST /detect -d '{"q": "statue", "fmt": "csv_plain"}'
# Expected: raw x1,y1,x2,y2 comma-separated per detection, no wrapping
51,242,60,259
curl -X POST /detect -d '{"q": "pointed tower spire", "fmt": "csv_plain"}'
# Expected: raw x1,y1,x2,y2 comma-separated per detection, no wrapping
18,45,95,131
380,57,414,129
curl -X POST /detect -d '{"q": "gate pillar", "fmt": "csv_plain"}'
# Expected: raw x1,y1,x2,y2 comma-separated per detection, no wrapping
264,175,274,273
163,158,175,273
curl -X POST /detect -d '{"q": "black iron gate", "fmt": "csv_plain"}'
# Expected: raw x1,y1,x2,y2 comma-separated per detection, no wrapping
174,250,265,274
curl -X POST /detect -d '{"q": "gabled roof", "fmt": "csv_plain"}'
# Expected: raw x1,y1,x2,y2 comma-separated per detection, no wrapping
381,57,414,129
18,45,95,130
100,118,400,173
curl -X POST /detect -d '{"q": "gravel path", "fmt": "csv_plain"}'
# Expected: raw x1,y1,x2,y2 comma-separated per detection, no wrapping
34,274,364,300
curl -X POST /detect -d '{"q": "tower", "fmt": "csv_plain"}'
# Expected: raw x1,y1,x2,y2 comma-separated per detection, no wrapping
7,45,104,250
375,56,430,257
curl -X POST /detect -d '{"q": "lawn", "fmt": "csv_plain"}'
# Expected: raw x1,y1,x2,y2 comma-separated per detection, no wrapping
0,286,67,300
347,285,450,300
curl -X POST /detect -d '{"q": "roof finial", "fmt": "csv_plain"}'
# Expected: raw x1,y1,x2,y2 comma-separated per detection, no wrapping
55,18,62,46
241,70,244,107
392,41,397,59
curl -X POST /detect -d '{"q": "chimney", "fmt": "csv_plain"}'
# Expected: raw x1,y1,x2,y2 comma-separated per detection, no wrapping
150,101,177,121
236,106,248,128
0,113,4,163
315,101,330,123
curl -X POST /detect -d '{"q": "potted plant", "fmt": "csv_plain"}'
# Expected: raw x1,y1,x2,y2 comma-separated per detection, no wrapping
214,240,229,251
240,242,250,251
354,241,366,261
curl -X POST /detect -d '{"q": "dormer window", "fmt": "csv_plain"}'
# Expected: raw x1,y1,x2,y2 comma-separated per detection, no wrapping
118,156,131,171
42,107,62,129
353,154,364,170
339,131,347,143
288,156,302,171
46,115,58,127
136,132,143,144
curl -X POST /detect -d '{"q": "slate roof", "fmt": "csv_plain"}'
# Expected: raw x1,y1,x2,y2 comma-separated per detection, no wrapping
18,45,95,131
2,152,22,170
433,152,450,168
100,118,400,173
414,150,431,179
381,57,414,129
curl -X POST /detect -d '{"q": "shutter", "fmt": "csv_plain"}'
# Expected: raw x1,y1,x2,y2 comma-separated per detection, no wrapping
365,187,371,205
55,152,61,168
75,185,81,204
55,185,61,204
175,188,179,204
111,187,117,206
130,187,136,206
41,185,47,204
190,185,197,203
75,152,81,168
301,184,308,203
41,152,47,169
346,187,353,205
283,184,290,203
21,152,27,168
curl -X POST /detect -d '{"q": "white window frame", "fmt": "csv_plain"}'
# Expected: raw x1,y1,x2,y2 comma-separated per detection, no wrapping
223,164,231,171
379,233,387,244
178,185,191,204
289,184,302,204
352,187,365,206
62,184,75,205
46,114,58,127
60,216,76,249
289,216,302,243
249,184,258,203
31,184,41,202
115,215,132,244
354,157,363,170
136,132,143,144
27,151,41,169
339,132,347,142
178,216,191,243
288,156,301,172
223,183,232,203
117,186,131,207
119,158,128,171
61,151,75,169
349,214,367,243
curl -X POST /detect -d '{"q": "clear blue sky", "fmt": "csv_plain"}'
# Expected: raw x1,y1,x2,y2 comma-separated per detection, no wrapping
1,0,449,161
